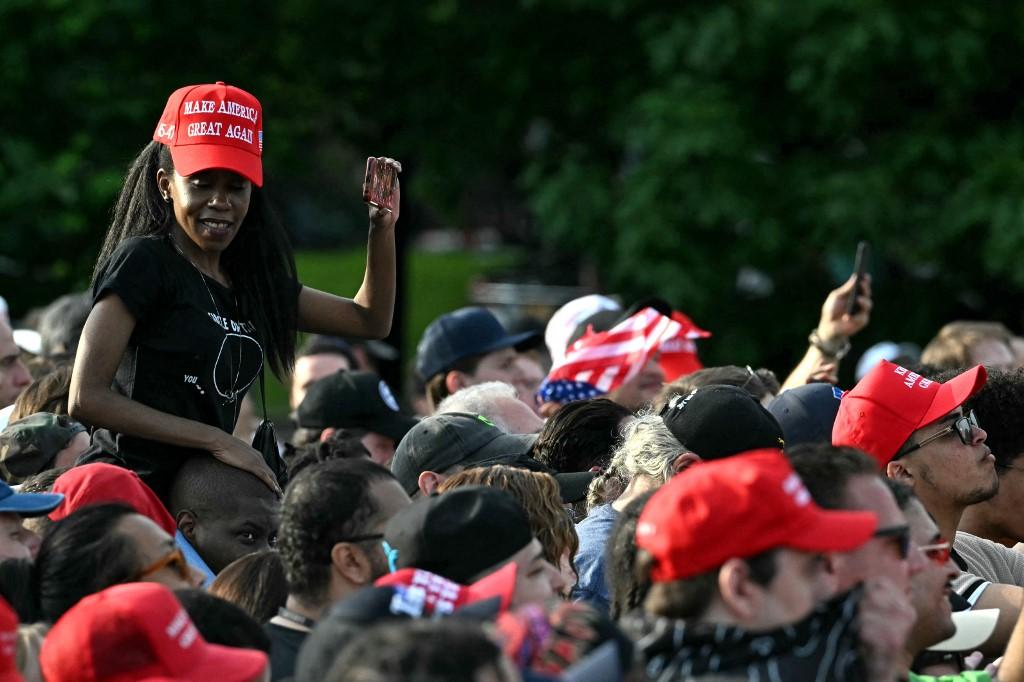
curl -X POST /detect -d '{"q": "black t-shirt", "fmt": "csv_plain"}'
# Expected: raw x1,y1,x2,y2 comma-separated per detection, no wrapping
93,235,268,495
264,622,308,681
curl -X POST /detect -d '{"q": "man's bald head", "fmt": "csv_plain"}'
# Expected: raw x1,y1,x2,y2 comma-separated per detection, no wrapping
169,456,281,574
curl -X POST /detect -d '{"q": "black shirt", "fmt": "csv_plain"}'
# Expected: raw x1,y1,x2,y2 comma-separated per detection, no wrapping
264,621,308,681
93,235,265,495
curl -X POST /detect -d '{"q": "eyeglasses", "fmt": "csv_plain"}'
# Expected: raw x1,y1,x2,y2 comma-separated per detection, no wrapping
343,533,385,543
918,540,952,566
873,525,912,560
894,410,980,460
134,547,191,583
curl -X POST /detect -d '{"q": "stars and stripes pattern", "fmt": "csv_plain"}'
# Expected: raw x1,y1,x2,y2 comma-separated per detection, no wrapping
537,307,684,405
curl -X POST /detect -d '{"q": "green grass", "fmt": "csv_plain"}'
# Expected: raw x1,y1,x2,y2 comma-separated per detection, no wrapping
261,247,520,420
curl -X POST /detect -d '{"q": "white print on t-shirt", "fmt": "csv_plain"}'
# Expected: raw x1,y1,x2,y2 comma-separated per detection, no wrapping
190,313,263,403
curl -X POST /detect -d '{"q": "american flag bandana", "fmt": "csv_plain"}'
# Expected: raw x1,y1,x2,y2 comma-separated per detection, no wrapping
537,307,683,405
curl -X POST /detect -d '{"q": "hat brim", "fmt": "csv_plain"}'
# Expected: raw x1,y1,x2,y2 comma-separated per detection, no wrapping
179,639,268,682
919,365,988,428
363,413,420,443
0,491,63,518
928,608,998,652
554,471,596,504
169,143,263,187
786,508,877,554
466,433,536,467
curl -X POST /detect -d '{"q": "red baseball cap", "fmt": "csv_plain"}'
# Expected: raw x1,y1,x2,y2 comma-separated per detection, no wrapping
40,582,267,682
832,360,987,468
0,598,22,682
636,449,877,583
153,82,263,187
658,311,711,382
49,463,176,537
375,562,517,615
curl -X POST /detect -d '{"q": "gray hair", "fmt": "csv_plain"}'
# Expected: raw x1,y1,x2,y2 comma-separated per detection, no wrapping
436,381,519,433
586,413,684,511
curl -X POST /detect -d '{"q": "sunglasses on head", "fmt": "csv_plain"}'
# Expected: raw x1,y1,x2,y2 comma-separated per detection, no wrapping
873,525,912,560
894,410,980,460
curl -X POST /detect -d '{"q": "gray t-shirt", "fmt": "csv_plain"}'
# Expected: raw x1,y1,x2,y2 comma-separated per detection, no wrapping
955,531,1024,585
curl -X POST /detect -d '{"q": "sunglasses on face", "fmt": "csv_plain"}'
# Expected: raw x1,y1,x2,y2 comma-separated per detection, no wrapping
918,540,952,566
894,410,980,460
873,525,912,560
134,547,191,583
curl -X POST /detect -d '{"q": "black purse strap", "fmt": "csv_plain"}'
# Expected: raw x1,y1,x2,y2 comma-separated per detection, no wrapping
257,366,269,422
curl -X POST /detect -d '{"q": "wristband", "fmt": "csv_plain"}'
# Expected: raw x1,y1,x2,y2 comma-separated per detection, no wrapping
808,329,851,360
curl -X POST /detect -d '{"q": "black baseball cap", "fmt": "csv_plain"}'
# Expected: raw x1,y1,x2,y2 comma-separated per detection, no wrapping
660,384,785,460
296,371,417,442
390,413,534,495
384,486,534,583
415,307,540,380
767,383,845,447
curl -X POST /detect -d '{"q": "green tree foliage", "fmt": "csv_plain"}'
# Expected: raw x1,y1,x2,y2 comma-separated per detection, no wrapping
2,1,1024,375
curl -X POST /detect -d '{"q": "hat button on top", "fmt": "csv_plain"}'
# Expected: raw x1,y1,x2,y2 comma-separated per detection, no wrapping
216,81,225,85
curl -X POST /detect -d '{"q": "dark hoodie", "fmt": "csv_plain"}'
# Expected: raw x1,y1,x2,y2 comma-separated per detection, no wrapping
622,588,867,681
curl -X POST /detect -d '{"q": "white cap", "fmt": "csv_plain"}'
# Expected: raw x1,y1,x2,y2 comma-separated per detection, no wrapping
927,608,999,652
12,329,41,355
545,295,620,364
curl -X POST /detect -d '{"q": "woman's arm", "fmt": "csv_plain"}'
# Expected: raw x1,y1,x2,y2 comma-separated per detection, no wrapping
296,158,400,340
69,294,279,492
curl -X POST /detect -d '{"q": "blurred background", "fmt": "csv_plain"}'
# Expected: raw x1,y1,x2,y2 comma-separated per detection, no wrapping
3,1,1024,416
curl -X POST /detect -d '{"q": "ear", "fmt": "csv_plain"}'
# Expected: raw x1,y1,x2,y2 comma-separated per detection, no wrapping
156,167,173,201
670,452,701,475
418,471,443,497
176,510,197,543
716,558,761,623
445,371,469,395
887,459,914,486
330,542,373,587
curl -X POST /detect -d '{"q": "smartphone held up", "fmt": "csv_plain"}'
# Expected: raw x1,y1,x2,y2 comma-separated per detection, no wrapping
846,241,871,317
362,157,402,214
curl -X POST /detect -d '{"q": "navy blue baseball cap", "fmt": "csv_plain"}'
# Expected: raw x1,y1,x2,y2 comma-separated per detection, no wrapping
0,479,63,517
768,383,845,447
415,307,541,380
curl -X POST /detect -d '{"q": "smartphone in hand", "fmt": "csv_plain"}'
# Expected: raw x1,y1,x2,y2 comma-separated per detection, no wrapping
362,157,400,213
847,241,871,316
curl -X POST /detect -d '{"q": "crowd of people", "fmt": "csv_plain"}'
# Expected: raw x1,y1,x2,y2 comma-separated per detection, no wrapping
2,80,1024,681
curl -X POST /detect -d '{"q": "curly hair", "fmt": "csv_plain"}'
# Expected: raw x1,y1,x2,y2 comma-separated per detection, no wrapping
585,414,682,511
964,368,1024,469
437,465,578,567
530,398,631,473
277,459,394,606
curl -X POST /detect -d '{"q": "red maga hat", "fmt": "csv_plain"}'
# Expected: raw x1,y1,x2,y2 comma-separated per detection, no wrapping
832,360,987,469
40,582,267,682
153,82,263,187
636,449,877,583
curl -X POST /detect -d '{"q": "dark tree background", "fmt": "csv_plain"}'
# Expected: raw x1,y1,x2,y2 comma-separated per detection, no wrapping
3,1,1024,380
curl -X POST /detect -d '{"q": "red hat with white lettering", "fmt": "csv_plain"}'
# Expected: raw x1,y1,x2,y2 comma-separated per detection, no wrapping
40,582,267,682
153,82,263,187
832,360,987,468
636,449,877,583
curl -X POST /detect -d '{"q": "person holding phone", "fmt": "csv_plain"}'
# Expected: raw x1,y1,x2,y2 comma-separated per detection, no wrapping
69,81,400,497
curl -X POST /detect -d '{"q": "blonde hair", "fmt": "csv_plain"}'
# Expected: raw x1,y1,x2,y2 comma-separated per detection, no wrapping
586,414,683,511
437,465,578,565
921,321,1013,370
